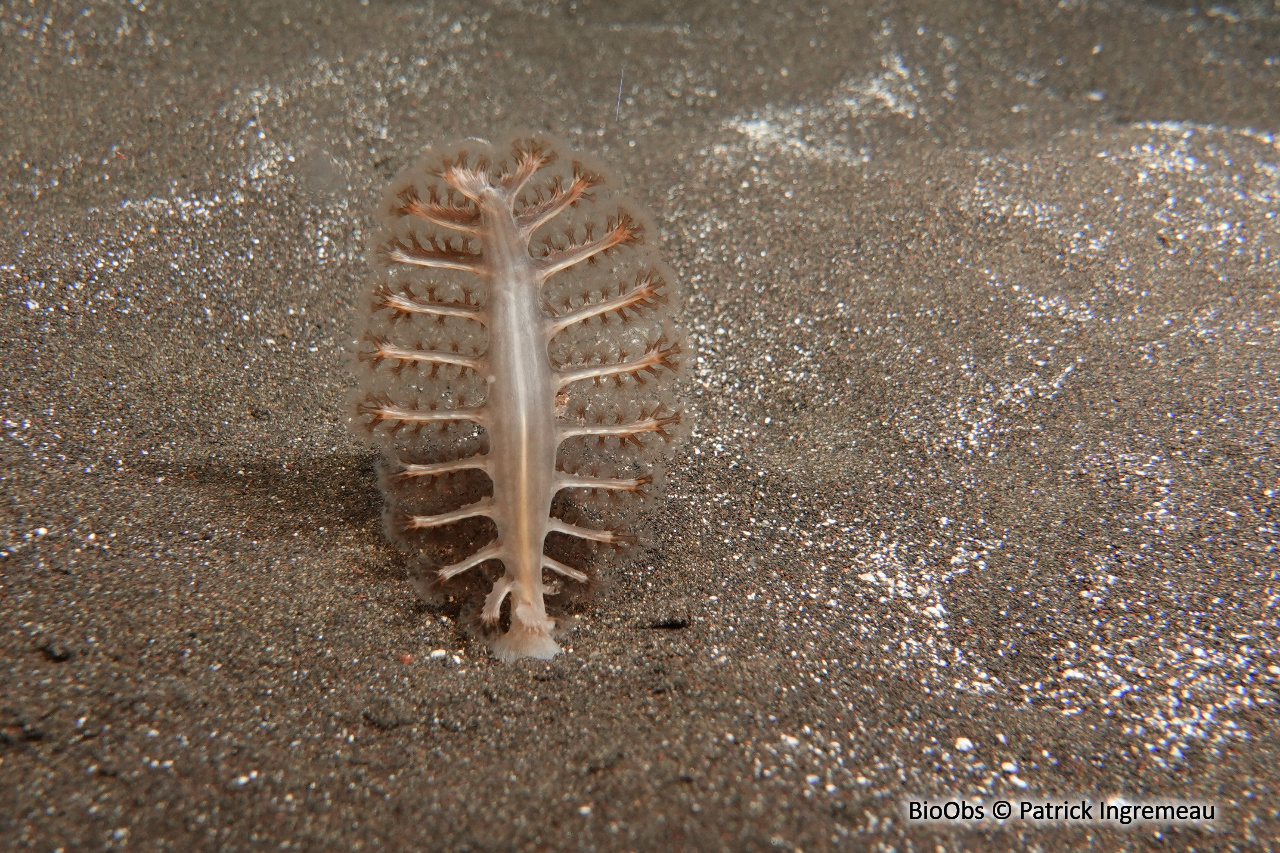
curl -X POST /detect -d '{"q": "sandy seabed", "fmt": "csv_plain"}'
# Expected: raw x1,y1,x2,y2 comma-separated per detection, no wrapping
2,1,1278,850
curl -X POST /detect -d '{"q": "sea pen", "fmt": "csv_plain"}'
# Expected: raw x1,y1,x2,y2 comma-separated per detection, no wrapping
352,133,683,661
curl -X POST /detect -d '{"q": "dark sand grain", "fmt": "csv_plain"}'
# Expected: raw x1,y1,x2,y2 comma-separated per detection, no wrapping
2,1,1278,850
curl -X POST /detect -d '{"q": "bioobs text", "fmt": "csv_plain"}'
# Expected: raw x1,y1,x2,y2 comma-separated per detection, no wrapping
907,800,984,821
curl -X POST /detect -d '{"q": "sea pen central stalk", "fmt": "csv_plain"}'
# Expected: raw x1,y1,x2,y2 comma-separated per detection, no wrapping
478,187,561,660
